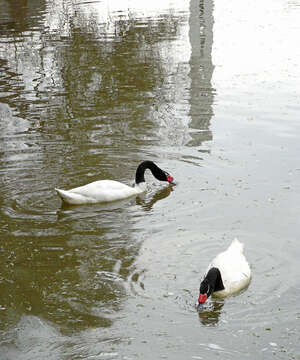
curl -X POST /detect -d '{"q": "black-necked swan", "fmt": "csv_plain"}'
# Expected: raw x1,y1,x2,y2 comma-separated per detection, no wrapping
55,160,176,205
197,239,251,308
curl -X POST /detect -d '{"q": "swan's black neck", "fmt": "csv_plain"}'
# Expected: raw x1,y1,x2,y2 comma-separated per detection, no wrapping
135,161,168,184
200,267,225,297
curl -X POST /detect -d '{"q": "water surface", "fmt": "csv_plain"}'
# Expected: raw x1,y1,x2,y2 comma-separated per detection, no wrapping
0,0,299,359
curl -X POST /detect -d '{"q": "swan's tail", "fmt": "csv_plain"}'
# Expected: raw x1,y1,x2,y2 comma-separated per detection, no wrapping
55,188,88,205
230,238,244,253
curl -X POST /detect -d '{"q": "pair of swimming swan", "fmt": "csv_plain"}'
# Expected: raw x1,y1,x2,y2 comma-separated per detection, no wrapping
55,160,251,306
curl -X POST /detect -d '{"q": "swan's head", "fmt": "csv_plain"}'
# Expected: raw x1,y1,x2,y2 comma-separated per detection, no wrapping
198,279,210,305
135,161,176,185
197,267,224,309
165,172,176,185
153,168,176,185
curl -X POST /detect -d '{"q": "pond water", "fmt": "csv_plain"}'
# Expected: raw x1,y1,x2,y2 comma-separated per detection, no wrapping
0,0,300,359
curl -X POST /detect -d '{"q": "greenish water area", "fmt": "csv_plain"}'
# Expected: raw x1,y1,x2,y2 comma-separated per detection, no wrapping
0,0,299,359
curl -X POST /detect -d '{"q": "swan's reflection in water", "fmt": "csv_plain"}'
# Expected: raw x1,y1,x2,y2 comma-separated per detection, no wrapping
136,185,173,211
197,298,225,326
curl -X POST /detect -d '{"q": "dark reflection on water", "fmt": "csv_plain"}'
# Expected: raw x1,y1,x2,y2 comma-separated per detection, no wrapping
0,0,215,354
0,200,142,332
197,299,224,326
0,0,46,33
135,186,173,211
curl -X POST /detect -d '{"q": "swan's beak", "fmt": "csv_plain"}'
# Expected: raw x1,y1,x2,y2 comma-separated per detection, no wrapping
197,303,204,311
197,293,207,311
167,175,176,185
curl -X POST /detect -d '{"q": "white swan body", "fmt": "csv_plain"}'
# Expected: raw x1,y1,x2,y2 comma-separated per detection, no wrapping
55,161,175,205
198,239,251,305
55,181,147,205
208,239,251,296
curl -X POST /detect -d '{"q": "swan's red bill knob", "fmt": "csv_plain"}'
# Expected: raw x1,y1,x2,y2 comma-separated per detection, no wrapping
198,293,207,304
167,175,176,185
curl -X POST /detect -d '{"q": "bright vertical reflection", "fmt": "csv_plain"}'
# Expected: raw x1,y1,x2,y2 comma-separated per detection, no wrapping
188,0,214,146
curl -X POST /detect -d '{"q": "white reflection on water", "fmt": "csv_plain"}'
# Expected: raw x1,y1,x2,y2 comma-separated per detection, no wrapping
212,0,300,127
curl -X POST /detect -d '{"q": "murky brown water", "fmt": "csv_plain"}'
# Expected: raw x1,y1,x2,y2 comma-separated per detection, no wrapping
1,0,300,359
